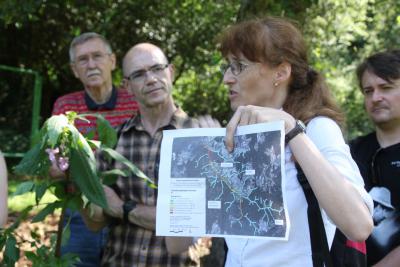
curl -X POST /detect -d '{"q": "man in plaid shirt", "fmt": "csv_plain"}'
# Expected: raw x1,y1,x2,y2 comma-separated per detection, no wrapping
82,43,213,266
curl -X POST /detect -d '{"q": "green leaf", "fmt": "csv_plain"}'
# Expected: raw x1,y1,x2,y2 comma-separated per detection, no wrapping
67,123,93,156
5,235,19,263
32,202,62,223
102,175,118,186
60,252,80,266
25,251,38,261
100,169,128,185
69,146,107,208
30,230,40,240
36,245,48,258
45,114,69,147
66,111,79,123
100,147,156,188
74,113,90,123
11,181,35,197
96,116,117,148
61,220,71,247
0,232,6,251
14,143,48,176
35,182,48,204
84,130,96,141
53,181,67,199
87,139,101,149
66,195,83,211
100,169,129,177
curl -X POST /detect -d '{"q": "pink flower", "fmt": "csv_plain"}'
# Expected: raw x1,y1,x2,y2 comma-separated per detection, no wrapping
58,157,69,171
46,147,69,171
45,147,60,163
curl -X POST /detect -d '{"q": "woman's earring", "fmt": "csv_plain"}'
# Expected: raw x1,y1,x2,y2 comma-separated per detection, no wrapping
274,82,279,87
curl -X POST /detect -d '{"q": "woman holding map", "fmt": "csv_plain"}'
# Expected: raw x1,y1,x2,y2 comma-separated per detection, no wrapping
166,16,373,267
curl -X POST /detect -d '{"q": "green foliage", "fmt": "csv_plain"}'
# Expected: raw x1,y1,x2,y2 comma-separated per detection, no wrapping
11,180,35,197
4,113,154,264
95,116,117,148
173,56,231,125
302,0,400,138
31,201,62,223
101,147,156,188
3,0,396,139
69,146,106,208
13,143,49,176
1,221,79,267
0,0,239,122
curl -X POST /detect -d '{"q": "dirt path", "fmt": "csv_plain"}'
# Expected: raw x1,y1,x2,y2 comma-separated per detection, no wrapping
0,213,59,266
1,213,225,267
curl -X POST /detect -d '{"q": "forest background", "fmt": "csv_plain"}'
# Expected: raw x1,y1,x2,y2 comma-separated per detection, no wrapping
1,0,400,156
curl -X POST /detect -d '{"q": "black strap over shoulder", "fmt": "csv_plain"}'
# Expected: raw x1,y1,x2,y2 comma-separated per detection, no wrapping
296,164,333,267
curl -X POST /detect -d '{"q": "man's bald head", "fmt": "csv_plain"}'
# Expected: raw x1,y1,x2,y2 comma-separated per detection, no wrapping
123,43,168,77
122,43,174,108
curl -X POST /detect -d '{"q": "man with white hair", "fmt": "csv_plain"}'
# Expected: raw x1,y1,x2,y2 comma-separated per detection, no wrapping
52,32,138,266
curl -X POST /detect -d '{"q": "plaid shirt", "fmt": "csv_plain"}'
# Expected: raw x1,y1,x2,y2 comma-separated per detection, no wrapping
100,107,196,267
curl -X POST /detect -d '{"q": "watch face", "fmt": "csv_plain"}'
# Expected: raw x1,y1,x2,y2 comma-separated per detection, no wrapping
297,120,306,131
123,200,137,222
124,200,137,211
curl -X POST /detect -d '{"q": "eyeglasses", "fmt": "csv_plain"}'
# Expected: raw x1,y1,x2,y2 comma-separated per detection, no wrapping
74,52,111,66
220,61,257,76
126,64,169,83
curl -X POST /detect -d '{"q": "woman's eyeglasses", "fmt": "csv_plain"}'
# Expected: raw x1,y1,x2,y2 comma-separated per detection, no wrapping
220,61,258,76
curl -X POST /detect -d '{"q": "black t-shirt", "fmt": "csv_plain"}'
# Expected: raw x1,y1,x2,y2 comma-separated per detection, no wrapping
350,132,400,265
350,132,400,208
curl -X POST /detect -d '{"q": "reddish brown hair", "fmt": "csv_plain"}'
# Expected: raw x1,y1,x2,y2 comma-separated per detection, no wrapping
219,17,344,126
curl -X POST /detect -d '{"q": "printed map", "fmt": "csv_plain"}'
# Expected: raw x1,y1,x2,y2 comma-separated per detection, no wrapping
170,130,286,237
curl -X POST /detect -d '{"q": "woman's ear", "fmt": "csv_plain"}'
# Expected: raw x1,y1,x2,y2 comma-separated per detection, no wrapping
274,62,291,85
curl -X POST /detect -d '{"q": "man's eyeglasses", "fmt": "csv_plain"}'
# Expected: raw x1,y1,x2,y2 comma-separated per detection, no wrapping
220,61,256,76
74,52,111,66
126,64,169,83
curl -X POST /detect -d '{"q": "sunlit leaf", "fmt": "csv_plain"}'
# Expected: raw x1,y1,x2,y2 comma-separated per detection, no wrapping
66,195,83,211
69,146,107,208
87,139,101,150
96,115,117,148
101,147,156,188
100,169,129,185
46,114,69,147
14,143,48,176
35,182,48,204
32,201,62,223
11,181,35,197
61,220,71,247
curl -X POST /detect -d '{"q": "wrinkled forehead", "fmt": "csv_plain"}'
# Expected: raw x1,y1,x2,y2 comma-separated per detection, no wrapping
128,49,167,70
74,38,108,57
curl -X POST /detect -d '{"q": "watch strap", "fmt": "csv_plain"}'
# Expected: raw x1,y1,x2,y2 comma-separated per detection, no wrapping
123,200,137,223
285,120,306,144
